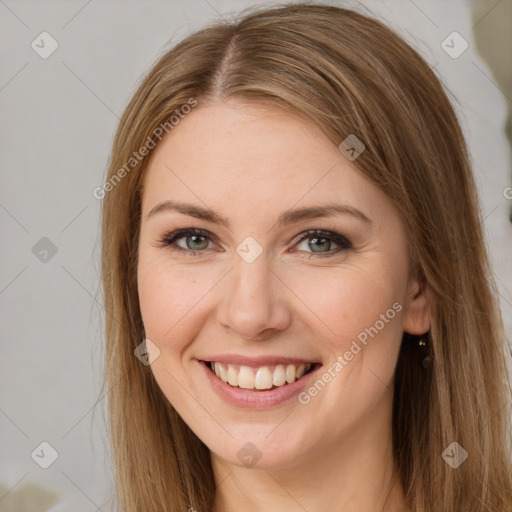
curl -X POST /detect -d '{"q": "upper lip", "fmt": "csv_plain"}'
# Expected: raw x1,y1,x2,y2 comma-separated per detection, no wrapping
199,354,321,367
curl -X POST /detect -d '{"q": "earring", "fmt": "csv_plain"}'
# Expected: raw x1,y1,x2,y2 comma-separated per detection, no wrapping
418,335,432,369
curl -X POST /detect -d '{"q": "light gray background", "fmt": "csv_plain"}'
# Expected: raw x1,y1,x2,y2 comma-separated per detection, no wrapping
1,1,511,510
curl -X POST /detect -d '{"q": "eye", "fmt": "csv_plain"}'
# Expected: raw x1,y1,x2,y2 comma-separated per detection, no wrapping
158,228,214,255
156,228,352,258
292,229,352,259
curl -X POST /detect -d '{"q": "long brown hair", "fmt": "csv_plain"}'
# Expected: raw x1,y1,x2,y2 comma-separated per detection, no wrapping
100,3,512,511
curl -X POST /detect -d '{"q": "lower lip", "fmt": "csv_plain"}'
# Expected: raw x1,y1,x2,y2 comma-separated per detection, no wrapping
197,360,321,409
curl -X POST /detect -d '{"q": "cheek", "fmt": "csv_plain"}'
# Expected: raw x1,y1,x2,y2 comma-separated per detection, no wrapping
290,266,404,428
137,257,204,408
137,246,214,343
290,262,402,343
289,261,406,407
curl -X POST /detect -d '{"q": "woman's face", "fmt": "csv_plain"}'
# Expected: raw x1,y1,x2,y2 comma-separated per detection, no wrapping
137,99,430,469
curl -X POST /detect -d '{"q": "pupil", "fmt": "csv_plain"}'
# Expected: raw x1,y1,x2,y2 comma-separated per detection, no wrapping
188,235,207,250
309,237,329,252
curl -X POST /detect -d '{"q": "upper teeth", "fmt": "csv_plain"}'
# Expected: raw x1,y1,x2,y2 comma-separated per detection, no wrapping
210,362,312,390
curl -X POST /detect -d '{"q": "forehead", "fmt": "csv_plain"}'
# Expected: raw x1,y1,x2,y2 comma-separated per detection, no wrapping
141,99,390,224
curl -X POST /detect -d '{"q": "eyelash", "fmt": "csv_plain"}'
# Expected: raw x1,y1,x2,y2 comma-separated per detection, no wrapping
156,228,352,259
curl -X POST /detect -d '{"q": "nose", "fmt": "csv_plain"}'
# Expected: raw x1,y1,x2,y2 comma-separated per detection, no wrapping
216,255,292,341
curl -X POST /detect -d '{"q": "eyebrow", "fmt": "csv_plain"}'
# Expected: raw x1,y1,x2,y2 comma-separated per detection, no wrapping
146,200,372,228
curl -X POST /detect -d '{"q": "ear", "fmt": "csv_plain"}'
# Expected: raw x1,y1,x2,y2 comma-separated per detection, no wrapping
402,274,432,335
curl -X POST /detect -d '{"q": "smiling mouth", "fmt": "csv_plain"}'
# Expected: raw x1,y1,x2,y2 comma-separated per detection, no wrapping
203,361,319,391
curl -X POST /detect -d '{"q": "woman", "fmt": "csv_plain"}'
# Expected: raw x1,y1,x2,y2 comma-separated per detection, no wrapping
100,3,512,511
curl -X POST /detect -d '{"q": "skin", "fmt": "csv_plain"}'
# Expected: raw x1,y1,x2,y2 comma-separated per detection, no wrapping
137,99,431,512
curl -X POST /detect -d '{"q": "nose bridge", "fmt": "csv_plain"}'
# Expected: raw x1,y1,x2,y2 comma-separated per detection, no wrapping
233,252,273,299
218,250,290,339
